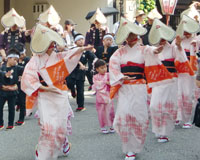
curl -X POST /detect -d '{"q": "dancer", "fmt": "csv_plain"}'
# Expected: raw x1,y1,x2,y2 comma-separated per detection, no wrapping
109,17,173,160
175,15,200,128
21,24,92,160
148,19,194,142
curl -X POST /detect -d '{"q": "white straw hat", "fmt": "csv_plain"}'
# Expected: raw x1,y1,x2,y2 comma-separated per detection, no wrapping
147,8,162,20
38,5,61,26
176,15,200,38
148,19,175,45
30,24,65,54
115,17,147,45
135,10,145,18
181,6,200,20
1,8,25,28
89,8,107,24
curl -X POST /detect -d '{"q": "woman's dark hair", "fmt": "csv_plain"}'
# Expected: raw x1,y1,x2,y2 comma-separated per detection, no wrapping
94,59,106,69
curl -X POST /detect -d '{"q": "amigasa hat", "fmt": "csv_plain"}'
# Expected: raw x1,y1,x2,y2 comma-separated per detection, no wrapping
115,17,147,45
38,5,61,26
148,18,175,45
147,8,163,20
89,8,107,24
30,24,65,54
1,8,25,28
181,6,200,20
176,15,200,38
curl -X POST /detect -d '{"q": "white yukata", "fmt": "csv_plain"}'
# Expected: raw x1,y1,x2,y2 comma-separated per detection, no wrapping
109,43,173,153
150,42,192,136
176,37,197,123
21,48,83,160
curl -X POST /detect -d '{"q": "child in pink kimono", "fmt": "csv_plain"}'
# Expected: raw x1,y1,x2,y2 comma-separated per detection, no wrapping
92,59,115,134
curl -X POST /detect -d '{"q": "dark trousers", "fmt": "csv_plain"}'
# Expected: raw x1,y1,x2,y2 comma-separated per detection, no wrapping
17,90,26,122
86,70,93,86
0,95,17,126
67,78,85,108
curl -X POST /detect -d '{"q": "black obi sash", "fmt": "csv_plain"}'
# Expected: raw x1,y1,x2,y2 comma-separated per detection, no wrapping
184,49,190,60
38,73,48,86
161,58,177,73
120,61,144,79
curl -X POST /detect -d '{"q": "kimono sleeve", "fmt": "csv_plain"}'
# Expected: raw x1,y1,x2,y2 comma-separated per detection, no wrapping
39,47,83,88
143,45,173,87
109,49,124,99
172,44,194,76
21,56,41,96
189,41,198,71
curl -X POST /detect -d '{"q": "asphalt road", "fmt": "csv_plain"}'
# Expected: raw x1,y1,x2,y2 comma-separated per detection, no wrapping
0,91,200,160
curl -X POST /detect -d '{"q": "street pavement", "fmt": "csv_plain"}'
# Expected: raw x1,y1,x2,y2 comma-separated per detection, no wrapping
0,90,200,160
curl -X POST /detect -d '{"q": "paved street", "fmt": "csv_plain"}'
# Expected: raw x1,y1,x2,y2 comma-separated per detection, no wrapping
0,90,200,160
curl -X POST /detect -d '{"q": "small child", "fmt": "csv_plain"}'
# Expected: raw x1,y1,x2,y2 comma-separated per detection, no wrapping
92,59,115,134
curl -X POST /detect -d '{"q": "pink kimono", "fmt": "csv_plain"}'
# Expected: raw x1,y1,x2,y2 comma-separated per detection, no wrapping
150,42,193,136
109,43,173,153
21,48,83,160
176,37,196,123
92,72,115,128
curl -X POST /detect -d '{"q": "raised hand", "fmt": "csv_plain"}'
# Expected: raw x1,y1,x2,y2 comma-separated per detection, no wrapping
84,45,94,51
122,76,136,80
154,45,164,54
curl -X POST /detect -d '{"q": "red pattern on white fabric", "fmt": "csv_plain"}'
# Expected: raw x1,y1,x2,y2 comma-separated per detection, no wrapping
116,115,149,145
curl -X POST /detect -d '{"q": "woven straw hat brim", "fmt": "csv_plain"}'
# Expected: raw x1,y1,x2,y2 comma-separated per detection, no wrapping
181,7,200,20
1,8,25,28
38,5,60,26
115,17,147,45
176,15,200,38
147,8,162,20
30,24,65,54
89,8,107,24
149,19,175,45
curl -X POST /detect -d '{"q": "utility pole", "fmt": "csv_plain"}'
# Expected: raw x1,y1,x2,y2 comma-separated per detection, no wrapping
4,0,10,14
119,0,124,16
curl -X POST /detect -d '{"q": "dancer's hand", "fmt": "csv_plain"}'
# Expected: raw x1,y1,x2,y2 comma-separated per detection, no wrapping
122,76,136,80
40,86,61,94
154,45,164,54
175,36,182,51
57,46,65,52
83,45,94,52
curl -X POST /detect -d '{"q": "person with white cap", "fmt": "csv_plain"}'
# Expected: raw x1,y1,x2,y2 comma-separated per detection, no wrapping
21,24,93,160
134,10,145,26
141,8,163,45
174,15,200,129
66,33,96,112
0,8,30,59
95,34,118,67
109,17,173,160
0,48,24,130
85,8,109,49
148,18,194,142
